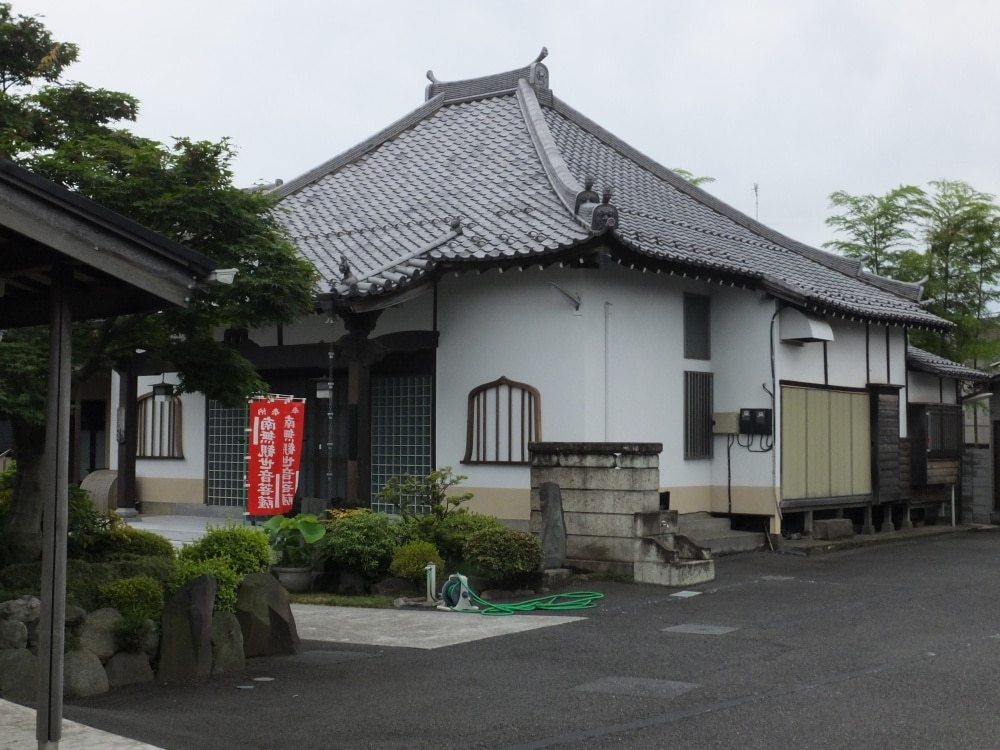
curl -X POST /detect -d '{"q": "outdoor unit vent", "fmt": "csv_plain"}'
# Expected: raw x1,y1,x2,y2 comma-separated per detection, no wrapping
780,308,834,344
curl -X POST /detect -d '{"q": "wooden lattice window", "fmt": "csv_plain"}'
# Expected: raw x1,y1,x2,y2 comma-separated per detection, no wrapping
137,393,183,459
463,376,541,465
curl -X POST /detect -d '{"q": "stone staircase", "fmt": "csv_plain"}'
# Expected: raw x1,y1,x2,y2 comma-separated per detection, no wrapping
677,512,766,556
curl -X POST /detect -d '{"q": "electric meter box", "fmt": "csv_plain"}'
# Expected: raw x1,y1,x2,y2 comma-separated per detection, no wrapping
739,408,773,435
712,412,740,434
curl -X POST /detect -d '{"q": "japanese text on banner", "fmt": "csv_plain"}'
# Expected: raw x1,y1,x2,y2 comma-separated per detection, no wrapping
247,397,305,515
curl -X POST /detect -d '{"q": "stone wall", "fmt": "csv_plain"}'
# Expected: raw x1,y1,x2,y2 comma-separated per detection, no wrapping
529,442,663,576
961,446,992,524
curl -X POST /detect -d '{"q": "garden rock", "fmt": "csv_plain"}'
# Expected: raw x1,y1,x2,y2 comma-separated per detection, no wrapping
158,574,217,683
64,648,109,698
0,594,40,624
65,604,87,626
0,648,38,702
236,572,300,657
210,611,245,675
78,607,122,663
0,619,27,650
105,651,155,688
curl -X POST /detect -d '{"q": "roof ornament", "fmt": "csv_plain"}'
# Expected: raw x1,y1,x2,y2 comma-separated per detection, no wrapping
574,176,600,215
337,254,359,293
529,47,549,89
590,185,618,232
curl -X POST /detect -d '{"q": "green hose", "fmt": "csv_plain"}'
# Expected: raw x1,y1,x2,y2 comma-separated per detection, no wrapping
442,577,603,616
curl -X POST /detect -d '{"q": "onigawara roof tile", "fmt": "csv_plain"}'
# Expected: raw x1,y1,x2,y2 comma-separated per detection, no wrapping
906,346,990,382
274,51,949,331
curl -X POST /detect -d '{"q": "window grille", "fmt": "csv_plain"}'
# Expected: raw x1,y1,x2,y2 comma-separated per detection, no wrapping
206,400,248,508
137,394,183,458
684,371,713,459
463,376,541,465
370,375,433,514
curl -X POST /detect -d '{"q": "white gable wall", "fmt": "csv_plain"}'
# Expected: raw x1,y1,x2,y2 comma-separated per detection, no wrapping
434,265,783,521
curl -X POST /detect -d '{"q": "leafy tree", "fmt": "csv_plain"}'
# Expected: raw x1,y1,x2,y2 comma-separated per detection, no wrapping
824,180,1000,365
910,180,1000,363
0,3,318,559
672,168,715,187
823,185,925,277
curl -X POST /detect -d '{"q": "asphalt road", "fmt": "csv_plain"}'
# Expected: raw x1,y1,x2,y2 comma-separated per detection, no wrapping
62,528,1000,749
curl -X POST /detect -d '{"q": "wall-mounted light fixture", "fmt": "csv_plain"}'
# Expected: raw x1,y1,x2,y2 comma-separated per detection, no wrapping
152,377,173,404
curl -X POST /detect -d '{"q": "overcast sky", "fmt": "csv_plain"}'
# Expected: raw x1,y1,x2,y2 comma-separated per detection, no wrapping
13,0,1000,250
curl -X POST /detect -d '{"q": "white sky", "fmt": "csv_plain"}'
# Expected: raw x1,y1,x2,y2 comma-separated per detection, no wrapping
12,0,1000,250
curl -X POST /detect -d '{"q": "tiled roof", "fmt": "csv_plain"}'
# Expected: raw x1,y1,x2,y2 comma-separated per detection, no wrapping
274,54,949,331
906,346,990,382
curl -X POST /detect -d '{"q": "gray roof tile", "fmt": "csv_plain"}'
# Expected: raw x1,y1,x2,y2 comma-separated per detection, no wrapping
275,57,948,331
907,346,989,382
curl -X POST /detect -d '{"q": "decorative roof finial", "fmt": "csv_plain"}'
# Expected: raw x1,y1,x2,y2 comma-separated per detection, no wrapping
534,47,549,64
426,70,439,84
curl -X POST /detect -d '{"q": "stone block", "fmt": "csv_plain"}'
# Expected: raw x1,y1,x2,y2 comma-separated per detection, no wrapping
236,572,300,658
813,518,855,540
64,649,109,698
210,611,245,675
567,535,637,563
538,481,567,570
0,648,37,702
78,607,122,663
0,595,39,624
158,574,216,683
564,512,635,538
0,619,27,650
105,651,154,688
634,559,715,587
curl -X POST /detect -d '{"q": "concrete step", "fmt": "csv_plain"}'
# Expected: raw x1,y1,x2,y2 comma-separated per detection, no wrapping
678,513,766,556
677,512,733,535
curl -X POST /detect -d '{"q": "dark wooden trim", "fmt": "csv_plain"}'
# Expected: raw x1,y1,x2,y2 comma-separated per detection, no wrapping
780,494,872,510
463,376,541,464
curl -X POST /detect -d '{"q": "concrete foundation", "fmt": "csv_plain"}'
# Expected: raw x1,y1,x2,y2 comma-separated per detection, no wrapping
530,442,714,586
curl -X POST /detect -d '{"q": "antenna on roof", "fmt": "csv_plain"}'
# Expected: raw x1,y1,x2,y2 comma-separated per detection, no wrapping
753,183,759,221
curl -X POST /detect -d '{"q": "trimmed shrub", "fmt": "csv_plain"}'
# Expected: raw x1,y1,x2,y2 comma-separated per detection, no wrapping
0,556,178,612
113,615,155,654
389,540,444,583
171,557,241,613
177,522,272,576
427,510,504,567
462,526,542,587
99,575,164,622
320,510,397,582
84,525,176,561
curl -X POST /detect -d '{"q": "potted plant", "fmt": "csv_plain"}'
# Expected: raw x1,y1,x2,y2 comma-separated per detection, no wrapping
262,513,327,593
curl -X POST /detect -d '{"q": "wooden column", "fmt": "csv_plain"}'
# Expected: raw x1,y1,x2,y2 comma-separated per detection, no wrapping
115,357,138,510
37,266,72,748
340,310,381,505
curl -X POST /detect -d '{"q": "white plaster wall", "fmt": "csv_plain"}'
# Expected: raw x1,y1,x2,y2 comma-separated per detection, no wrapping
132,374,206,480
908,371,953,404
435,266,781,496
708,290,778,491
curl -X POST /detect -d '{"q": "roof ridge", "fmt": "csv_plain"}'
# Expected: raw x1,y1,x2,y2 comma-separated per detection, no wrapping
515,79,583,217
426,48,550,103
548,96,925,306
274,95,446,198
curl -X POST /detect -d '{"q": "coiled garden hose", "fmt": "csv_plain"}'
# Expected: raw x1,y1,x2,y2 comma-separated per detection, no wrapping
441,575,603,616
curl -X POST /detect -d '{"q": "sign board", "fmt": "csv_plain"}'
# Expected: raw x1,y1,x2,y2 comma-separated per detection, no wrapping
247,395,305,515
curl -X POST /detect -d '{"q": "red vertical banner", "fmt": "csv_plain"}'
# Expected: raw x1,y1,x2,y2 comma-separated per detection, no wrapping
247,396,305,516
